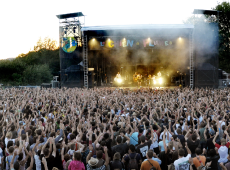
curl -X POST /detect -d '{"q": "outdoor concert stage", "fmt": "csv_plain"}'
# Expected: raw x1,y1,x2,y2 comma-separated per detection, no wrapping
57,12,219,89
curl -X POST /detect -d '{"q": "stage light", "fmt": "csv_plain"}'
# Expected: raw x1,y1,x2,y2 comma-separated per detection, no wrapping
117,78,122,83
159,78,163,84
108,38,110,41
93,38,95,41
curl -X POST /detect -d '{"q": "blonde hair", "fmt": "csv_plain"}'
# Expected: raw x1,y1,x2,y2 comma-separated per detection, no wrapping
168,141,173,150
6,132,12,139
52,168,59,170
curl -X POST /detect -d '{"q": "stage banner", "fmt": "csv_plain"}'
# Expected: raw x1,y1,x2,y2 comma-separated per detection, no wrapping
88,37,185,50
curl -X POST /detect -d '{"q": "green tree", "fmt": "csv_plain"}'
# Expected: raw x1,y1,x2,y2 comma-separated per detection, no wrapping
0,37,60,86
22,64,52,85
34,37,58,51
213,1,230,72
183,15,207,25
183,1,230,72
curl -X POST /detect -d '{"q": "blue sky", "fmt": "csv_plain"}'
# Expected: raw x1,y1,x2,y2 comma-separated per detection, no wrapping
0,0,226,59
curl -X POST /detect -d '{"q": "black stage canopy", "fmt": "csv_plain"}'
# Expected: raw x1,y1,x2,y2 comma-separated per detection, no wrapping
193,9,222,15
56,12,84,19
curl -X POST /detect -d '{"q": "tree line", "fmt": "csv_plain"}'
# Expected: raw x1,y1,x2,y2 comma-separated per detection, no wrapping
0,37,60,86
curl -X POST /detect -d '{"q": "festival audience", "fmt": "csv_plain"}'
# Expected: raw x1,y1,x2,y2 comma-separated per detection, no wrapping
0,87,230,170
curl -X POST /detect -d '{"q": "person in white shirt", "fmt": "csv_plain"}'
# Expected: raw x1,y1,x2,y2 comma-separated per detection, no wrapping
5,132,15,146
157,71,161,77
174,143,192,170
212,131,230,164
159,129,172,142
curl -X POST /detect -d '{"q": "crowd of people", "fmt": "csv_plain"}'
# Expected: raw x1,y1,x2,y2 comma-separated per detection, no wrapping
0,87,230,170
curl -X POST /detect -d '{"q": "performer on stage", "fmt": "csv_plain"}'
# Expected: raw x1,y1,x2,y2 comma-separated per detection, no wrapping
116,72,121,78
157,71,161,77
147,74,152,86
114,72,120,81
133,72,138,82
137,73,142,87
152,75,156,85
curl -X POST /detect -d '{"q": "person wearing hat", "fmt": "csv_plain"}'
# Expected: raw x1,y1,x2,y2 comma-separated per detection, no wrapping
86,145,109,170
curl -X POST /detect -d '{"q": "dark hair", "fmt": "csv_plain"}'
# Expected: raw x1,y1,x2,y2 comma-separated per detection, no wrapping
129,145,135,152
191,134,197,141
116,136,122,144
177,128,182,134
15,141,20,147
140,135,145,143
64,154,70,162
74,152,82,161
70,134,76,140
96,150,103,159
195,148,202,155
13,161,20,170
43,148,49,156
11,125,15,131
18,153,23,161
147,150,153,158
36,129,42,136
178,148,185,157
209,149,216,157
172,135,177,140
9,146,14,154
50,132,55,138
21,134,26,140
172,151,179,162
7,141,13,149
104,133,109,139
152,124,158,130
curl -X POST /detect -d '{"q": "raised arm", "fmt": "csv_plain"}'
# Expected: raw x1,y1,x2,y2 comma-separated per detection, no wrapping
194,129,200,140
42,157,48,170
163,129,168,153
86,145,93,164
204,128,207,141
41,138,50,155
26,151,34,170
52,137,56,157
10,151,17,169
104,146,109,166
185,130,190,141
61,141,65,161
212,132,219,145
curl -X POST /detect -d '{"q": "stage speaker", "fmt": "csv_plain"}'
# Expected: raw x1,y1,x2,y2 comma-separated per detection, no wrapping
88,71,94,88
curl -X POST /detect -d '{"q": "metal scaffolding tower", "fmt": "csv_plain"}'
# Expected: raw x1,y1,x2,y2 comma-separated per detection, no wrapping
83,35,88,88
189,30,194,89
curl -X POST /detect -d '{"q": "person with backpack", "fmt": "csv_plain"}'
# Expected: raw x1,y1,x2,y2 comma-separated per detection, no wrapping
110,152,125,170
122,145,141,170
140,150,161,170
111,133,130,158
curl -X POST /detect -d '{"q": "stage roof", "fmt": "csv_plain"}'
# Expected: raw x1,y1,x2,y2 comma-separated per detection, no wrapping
82,24,194,31
193,9,222,15
56,12,84,19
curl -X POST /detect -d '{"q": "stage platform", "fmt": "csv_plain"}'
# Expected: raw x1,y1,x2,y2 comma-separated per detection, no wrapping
98,85,179,90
